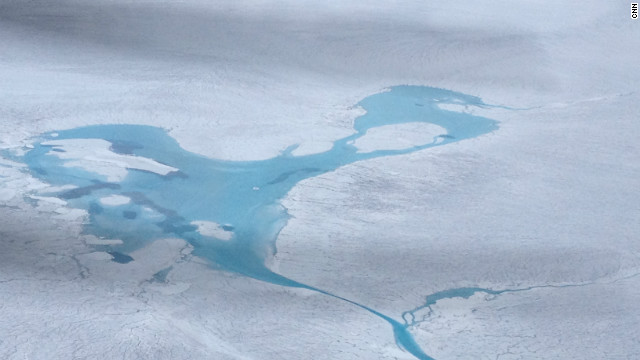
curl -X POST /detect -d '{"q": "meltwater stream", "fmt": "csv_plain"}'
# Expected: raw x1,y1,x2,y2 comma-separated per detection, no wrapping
17,86,498,360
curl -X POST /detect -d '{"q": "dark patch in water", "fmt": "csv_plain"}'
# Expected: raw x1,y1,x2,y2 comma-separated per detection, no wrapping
268,167,321,185
130,168,180,179
109,140,143,155
33,167,47,175
123,210,137,219
61,182,120,199
108,251,134,264
221,225,234,231
157,218,197,235
163,170,189,180
89,202,103,215
51,148,66,153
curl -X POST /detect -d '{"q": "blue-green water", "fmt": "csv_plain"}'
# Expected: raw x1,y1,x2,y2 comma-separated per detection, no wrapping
17,86,499,360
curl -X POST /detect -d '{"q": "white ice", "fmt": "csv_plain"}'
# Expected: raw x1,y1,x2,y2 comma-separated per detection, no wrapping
191,220,233,241
99,195,131,206
41,139,179,182
351,123,447,153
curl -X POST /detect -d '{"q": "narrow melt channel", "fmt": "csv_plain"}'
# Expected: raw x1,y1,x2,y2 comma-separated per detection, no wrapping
13,86,499,360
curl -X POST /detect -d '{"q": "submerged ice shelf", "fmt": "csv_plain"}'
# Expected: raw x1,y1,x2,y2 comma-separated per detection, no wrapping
11,86,499,359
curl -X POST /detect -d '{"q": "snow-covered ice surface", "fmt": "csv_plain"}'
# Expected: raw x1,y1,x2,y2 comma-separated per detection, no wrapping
1,1,639,359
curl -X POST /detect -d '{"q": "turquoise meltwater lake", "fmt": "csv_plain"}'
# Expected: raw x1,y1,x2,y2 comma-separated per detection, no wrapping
18,86,499,360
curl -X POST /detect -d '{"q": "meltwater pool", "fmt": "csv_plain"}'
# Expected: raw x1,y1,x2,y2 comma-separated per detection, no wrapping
17,86,499,360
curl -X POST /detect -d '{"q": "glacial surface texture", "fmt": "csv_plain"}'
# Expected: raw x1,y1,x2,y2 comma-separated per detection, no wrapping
2,1,639,359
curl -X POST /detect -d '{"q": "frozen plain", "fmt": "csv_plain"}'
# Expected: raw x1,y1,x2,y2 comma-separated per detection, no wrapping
1,1,639,359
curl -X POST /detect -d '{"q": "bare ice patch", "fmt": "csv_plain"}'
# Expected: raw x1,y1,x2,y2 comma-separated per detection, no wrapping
436,102,472,113
351,122,447,153
99,194,131,206
53,207,87,221
191,220,234,241
290,141,335,156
